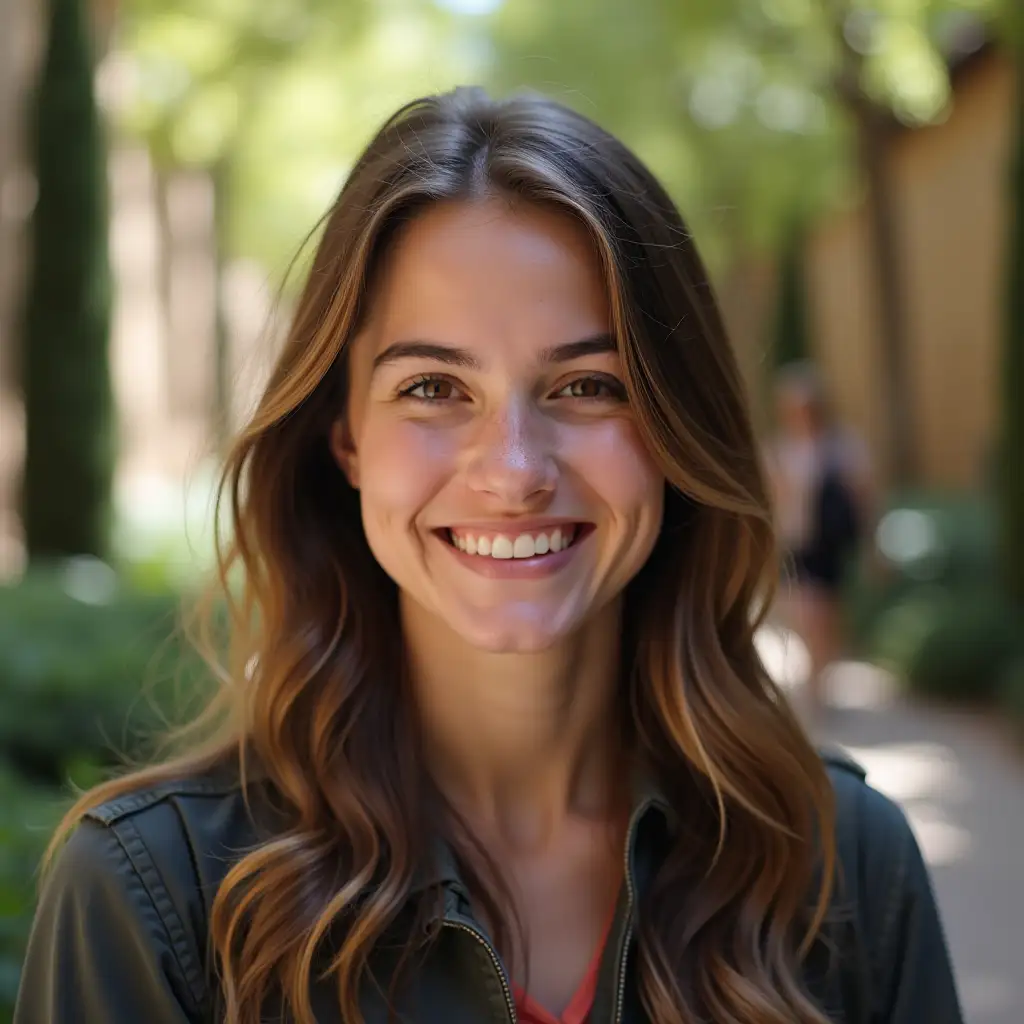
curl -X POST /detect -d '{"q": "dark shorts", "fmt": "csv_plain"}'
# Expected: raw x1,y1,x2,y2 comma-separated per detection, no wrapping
788,545,847,593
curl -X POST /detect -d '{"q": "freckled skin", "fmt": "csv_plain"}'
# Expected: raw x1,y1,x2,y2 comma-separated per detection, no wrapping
332,199,664,653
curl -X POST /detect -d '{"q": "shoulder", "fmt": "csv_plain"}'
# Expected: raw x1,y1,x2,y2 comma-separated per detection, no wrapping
819,748,956,1015
43,771,271,1003
19,771,266,1020
69,770,271,913
821,746,916,864
821,745,920,894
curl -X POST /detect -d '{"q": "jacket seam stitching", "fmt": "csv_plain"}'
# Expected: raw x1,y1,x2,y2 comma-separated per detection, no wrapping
873,816,911,1008
88,782,241,824
110,816,206,1012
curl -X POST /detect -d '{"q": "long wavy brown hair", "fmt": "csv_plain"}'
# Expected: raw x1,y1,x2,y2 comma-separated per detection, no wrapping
48,87,836,1024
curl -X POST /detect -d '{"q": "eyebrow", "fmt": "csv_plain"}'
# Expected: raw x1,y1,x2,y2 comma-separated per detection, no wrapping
370,333,618,374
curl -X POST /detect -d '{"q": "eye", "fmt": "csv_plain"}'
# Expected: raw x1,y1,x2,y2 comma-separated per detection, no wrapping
556,375,626,401
398,375,464,401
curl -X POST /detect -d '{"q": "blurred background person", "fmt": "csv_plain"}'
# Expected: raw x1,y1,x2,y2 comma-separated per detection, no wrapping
766,360,875,722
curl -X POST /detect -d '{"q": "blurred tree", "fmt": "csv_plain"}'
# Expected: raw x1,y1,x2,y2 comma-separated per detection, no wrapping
113,0,356,445
483,0,998,487
109,0,470,443
20,0,114,560
998,2,1024,604
772,219,811,370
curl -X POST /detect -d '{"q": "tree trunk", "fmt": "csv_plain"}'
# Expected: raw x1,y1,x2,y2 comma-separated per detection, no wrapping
1000,53,1024,604
20,0,114,560
772,220,812,371
851,95,916,487
829,0,917,488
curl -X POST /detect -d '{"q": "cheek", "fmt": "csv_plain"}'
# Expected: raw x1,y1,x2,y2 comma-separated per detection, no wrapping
567,419,664,517
356,418,455,528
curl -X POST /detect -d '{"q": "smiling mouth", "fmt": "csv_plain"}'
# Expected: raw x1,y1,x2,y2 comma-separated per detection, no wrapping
443,524,589,560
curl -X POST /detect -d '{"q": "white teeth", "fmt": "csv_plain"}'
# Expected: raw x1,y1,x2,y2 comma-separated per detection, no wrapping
490,535,514,559
512,535,535,559
449,527,580,559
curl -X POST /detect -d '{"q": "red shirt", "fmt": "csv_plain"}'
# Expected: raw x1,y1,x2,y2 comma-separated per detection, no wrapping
512,905,616,1024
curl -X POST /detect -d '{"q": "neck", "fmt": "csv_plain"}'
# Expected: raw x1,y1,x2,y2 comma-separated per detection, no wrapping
402,596,627,848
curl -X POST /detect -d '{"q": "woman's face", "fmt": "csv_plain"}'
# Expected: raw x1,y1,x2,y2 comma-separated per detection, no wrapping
333,199,664,653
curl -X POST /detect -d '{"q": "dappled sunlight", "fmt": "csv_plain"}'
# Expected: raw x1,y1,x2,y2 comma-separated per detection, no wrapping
840,741,973,867
755,621,980,871
959,972,1019,1021
822,658,899,709
753,623,810,691
842,741,965,803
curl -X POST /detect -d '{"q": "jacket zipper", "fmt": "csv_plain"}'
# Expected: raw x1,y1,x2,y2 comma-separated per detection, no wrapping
612,803,648,1024
438,798,659,1024
442,918,518,1024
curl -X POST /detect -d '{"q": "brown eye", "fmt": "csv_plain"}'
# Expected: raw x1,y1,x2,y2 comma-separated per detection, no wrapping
571,378,605,398
402,376,460,401
558,376,625,400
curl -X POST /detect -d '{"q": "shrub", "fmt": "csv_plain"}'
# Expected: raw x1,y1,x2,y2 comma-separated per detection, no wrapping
0,767,68,1022
0,563,210,786
866,586,1023,701
0,564,217,1020
845,491,997,653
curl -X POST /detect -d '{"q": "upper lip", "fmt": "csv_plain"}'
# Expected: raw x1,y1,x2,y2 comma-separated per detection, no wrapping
437,518,590,533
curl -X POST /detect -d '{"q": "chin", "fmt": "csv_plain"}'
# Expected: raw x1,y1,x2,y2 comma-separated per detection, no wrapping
453,609,577,654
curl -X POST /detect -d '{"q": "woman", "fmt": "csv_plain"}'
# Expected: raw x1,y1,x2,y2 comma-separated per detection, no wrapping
16,89,959,1024
766,361,875,720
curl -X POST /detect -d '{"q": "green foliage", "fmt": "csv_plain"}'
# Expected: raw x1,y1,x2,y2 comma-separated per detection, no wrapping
865,586,1022,700
0,566,209,786
115,0,475,274
22,0,114,560
0,768,67,1021
108,0,1007,280
0,566,215,1019
845,491,998,651
481,0,991,268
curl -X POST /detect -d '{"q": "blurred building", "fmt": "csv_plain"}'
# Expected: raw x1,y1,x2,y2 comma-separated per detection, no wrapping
727,42,1016,493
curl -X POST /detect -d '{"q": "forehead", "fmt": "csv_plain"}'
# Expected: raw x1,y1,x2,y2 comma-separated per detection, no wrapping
359,198,612,354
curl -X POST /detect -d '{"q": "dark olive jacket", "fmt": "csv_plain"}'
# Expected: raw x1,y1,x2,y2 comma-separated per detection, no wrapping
14,752,963,1024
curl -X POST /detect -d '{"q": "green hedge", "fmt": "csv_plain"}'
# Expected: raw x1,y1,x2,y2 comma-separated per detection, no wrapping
0,565,212,1020
0,768,66,1020
0,564,208,785
845,492,1024,703
845,491,997,646
863,585,1023,702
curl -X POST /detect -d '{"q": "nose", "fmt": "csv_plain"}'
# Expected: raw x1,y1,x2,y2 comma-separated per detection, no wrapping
464,398,557,506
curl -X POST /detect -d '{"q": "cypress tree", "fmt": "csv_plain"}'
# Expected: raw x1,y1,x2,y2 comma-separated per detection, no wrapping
21,0,114,560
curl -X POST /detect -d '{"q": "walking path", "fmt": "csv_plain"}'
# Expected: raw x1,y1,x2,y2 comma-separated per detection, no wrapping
763,632,1024,1024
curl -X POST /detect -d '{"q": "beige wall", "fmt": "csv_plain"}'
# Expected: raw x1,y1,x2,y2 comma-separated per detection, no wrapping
805,51,1016,490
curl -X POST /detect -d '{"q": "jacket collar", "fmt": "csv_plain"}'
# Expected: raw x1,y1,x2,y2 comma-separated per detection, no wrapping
410,759,674,902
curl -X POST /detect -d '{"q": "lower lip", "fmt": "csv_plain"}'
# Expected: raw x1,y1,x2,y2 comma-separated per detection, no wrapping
440,532,588,579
